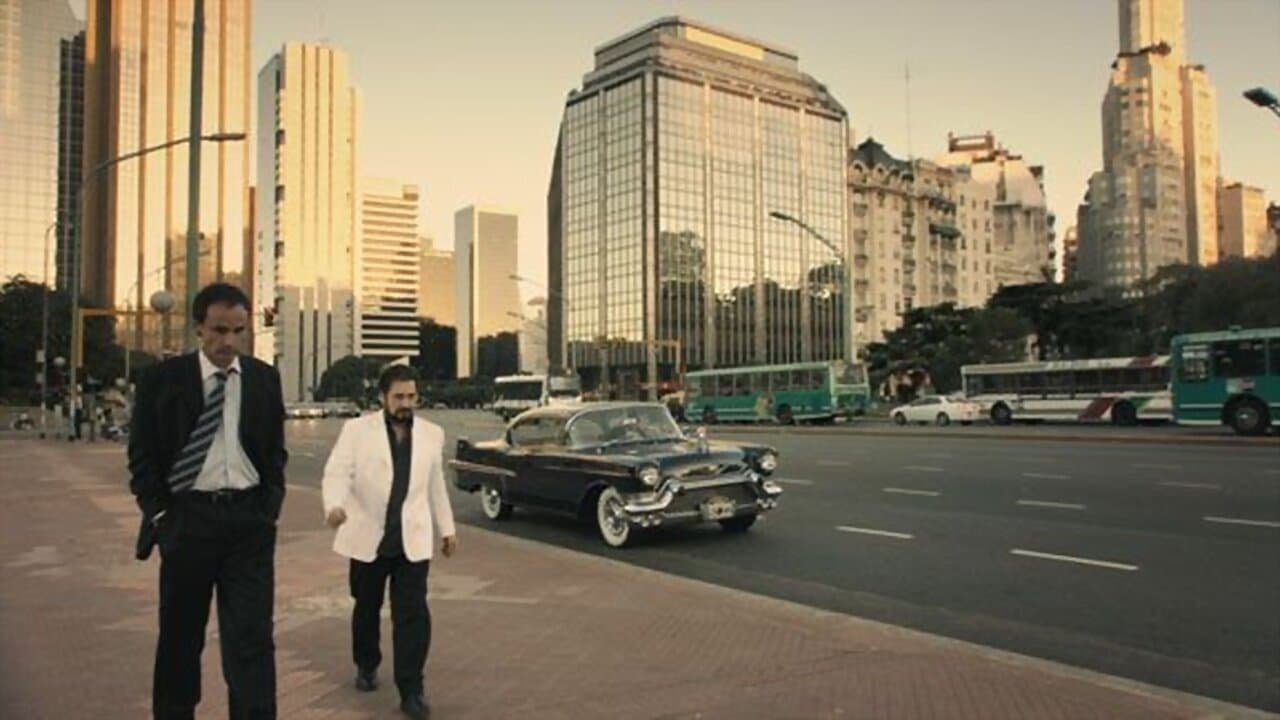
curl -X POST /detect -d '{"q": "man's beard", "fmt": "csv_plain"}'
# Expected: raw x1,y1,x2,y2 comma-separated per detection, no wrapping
391,408,413,423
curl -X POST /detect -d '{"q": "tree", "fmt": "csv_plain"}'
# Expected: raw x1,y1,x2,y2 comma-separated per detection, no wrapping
864,304,1031,396
415,320,456,381
315,355,384,403
475,332,519,380
0,276,128,403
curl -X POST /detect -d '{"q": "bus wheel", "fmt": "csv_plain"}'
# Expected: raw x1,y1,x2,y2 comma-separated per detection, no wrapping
1229,398,1269,437
777,405,795,425
702,407,717,425
991,403,1013,426
1111,401,1138,427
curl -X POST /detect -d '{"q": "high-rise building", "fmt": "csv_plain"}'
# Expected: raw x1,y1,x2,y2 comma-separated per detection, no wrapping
1,0,81,285
1076,0,1221,294
355,178,421,359
518,299,549,374
935,132,1054,286
417,237,456,326
849,138,997,344
257,42,358,400
549,17,849,396
1268,204,1280,256
454,206,520,378
81,0,252,347
56,29,85,291
1061,226,1080,282
1217,183,1273,259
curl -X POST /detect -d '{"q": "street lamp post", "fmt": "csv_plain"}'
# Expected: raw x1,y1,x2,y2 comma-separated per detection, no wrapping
39,221,58,438
769,211,856,364
67,131,245,440
1243,87,1280,119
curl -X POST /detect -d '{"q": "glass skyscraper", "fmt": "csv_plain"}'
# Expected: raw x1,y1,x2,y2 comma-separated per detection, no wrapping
549,17,848,397
0,0,81,285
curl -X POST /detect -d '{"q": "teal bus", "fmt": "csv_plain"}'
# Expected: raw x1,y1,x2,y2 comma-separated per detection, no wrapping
684,361,870,425
1170,326,1280,436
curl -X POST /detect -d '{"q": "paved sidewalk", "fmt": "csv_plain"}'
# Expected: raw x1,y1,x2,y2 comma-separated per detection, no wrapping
1,438,1273,719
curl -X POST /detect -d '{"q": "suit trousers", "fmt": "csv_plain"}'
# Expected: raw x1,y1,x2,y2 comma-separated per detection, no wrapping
349,553,431,697
153,492,277,720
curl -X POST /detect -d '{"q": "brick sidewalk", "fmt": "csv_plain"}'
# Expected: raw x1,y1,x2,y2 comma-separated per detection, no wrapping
1,438,1272,719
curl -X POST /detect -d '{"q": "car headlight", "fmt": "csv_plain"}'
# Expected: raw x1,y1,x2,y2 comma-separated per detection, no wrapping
757,451,778,474
638,467,661,488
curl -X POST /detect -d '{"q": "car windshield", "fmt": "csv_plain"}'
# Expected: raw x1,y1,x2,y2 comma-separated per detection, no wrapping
568,406,683,448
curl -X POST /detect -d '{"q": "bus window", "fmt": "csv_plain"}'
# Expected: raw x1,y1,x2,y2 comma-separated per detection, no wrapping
772,371,791,392
748,373,766,394
1045,370,1072,395
1211,340,1266,378
1100,368,1123,388
699,377,717,397
790,370,811,391
1074,370,1101,394
732,374,750,396
1178,345,1209,383
1269,339,1280,377
1018,373,1047,395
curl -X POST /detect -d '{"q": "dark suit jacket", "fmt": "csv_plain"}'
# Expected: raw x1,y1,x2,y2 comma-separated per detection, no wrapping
128,352,288,560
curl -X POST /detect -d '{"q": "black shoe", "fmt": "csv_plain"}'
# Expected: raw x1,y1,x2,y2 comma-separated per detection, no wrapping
399,693,429,719
354,668,378,692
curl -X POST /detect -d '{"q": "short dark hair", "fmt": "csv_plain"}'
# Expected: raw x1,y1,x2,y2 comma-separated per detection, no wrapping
378,364,419,394
192,283,250,323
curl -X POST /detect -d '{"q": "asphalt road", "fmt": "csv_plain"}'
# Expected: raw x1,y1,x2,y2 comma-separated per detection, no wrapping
284,410,1280,712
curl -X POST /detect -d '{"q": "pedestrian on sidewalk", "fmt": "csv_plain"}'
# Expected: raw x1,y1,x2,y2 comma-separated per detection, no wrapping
322,364,457,720
127,283,288,720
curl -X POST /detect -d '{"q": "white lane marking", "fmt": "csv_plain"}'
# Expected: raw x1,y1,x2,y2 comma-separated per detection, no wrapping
816,460,850,467
1134,462,1184,470
1158,481,1221,490
773,477,815,486
1010,549,1138,572
836,526,914,540
883,487,941,497
1204,516,1280,529
903,465,944,473
1016,499,1086,511
1022,472,1071,480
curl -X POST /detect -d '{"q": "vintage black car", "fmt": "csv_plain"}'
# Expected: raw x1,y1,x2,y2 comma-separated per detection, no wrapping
450,402,783,548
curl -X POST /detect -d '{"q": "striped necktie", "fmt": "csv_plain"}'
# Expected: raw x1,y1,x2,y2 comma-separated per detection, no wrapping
168,369,232,492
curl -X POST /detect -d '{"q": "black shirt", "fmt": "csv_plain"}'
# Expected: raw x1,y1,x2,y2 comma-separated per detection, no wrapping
377,412,413,558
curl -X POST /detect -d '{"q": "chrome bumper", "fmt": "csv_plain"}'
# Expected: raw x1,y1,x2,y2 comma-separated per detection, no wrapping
621,474,782,527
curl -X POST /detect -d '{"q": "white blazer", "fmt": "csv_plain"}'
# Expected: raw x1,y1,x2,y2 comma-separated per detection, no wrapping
322,413,456,563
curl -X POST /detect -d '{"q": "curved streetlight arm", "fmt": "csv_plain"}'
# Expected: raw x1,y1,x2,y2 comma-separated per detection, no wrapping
769,211,844,259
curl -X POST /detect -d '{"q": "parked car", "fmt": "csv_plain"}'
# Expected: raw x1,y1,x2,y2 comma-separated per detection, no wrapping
284,402,326,420
890,395,982,426
450,402,783,548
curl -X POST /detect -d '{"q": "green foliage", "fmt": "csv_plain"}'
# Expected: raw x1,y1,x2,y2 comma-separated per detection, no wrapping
0,276,132,403
315,355,385,403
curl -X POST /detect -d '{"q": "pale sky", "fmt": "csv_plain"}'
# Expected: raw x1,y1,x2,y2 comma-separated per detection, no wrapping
70,0,1280,297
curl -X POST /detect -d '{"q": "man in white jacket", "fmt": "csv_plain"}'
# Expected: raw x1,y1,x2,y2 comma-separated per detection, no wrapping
322,364,456,719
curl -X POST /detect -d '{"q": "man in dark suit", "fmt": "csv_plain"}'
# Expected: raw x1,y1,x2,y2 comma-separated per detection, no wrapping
128,283,287,720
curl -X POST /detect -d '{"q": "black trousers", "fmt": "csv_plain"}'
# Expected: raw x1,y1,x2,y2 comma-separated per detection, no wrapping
154,492,277,720
349,554,431,697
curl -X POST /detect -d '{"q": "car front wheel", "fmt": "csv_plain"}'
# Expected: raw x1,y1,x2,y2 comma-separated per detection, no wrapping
480,485,513,521
719,514,757,533
595,487,632,548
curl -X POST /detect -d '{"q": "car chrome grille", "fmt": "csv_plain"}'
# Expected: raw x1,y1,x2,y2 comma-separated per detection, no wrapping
674,462,745,479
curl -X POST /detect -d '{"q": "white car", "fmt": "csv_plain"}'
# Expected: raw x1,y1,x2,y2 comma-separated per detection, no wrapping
890,395,982,426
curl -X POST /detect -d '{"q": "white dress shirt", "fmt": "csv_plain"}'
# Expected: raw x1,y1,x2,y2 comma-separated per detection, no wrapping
193,352,260,491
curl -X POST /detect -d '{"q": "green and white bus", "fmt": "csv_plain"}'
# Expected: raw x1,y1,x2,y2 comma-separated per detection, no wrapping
684,361,870,425
1170,326,1280,436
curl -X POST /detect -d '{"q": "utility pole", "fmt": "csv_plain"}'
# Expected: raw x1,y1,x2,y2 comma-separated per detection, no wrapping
184,0,206,349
